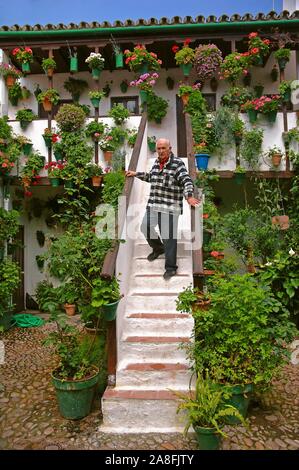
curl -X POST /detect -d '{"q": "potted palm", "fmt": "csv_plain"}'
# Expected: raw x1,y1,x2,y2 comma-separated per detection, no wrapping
175,373,245,450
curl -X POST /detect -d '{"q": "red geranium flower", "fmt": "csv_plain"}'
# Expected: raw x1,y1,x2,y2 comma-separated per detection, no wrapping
172,45,179,53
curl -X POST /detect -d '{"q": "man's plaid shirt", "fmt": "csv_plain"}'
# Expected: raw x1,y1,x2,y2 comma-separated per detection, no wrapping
136,154,194,215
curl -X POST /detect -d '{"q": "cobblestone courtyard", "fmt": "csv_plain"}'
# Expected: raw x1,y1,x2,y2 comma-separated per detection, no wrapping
0,324,299,451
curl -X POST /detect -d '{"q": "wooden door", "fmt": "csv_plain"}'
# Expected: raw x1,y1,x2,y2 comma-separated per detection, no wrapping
176,95,187,157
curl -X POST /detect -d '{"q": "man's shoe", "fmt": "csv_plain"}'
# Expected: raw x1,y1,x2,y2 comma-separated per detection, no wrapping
163,270,177,281
147,249,165,262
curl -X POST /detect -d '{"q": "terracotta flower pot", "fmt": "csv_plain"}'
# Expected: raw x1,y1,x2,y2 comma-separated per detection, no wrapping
5,75,16,88
92,175,103,187
181,94,189,106
47,68,54,78
64,303,76,316
103,150,113,163
42,98,52,112
272,215,289,230
271,154,282,167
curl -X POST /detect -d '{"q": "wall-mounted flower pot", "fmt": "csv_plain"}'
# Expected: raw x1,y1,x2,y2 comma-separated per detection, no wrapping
70,57,78,73
103,151,113,163
54,150,63,161
64,303,76,316
49,178,60,187
139,90,148,104
272,215,289,230
115,53,124,69
247,109,258,124
266,111,277,124
148,141,156,152
195,153,210,171
20,120,30,130
47,68,54,78
42,98,52,112
283,91,291,103
92,175,103,187
5,75,16,88
43,135,52,148
23,143,33,156
278,58,288,71
21,62,31,73
91,68,101,80
181,94,189,106
90,97,101,108
138,63,148,74
180,63,192,77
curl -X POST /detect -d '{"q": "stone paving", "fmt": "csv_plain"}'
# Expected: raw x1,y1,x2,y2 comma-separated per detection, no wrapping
0,323,299,451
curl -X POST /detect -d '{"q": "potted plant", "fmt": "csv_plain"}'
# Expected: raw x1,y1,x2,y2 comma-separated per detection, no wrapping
45,161,65,187
108,103,130,126
146,92,168,124
111,39,123,68
63,77,88,102
120,79,129,93
0,258,20,331
8,82,22,106
194,44,223,83
0,63,22,88
124,44,162,73
175,373,246,450
221,86,253,110
86,162,104,186
37,88,60,112
42,127,58,148
11,46,33,73
258,94,281,123
98,129,118,163
232,117,244,145
193,143,210,171
127,128,138,148
85,52,105,79
240,128,264,170
147,135,156,152
42,302,102,419
129,72,159,104
241,99,259,124
55,104,86,132
85,121,105,141
177,83,201,106
270,64,279,82
220,52,250,85
15,108,37,130
58,283,79,316
69,50,78,73
178,274,296,419
41,57,57,77
88,90,105,108
176,285,211,313
91,277,121,321
15,135,33,155
265,145,284,167
279,80,297,103
247,32,270,66
274,48,291,71
172,39,195,76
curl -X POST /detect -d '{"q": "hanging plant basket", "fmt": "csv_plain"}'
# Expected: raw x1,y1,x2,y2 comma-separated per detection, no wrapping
139,90,148,104
271,153,282,167
278,58,288,71
266,111,277,124
21,62,31,73
36,230,45,247
91,68,101,80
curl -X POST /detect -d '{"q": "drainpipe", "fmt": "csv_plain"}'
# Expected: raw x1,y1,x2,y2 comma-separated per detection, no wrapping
0,19,299,39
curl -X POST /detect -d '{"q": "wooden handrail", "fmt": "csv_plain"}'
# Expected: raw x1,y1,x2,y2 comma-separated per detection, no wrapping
185,113,204,278
100,111,147,279
100,111,147,384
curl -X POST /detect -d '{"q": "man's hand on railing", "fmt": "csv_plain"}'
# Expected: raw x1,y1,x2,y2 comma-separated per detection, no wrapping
187,196,201,207
126,171,137,177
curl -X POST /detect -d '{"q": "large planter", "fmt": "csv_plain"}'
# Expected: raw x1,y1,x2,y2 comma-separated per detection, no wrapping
247,109,258,124
194,426,221,450
222,383,253,424
52,367,99,419
21,62,31,73
70,57,78,73
102,299,120,321
195,153,210,171
115,53,124,69
180,63,192,77
91,68,101,80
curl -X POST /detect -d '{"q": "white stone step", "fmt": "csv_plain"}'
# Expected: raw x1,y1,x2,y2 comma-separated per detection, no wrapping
129,273,192,295
123,313,193,336
101,388,188,433
116,362,192,390
133,243,192,259
132,257,191,275
124,294,182,314
118,336,190,363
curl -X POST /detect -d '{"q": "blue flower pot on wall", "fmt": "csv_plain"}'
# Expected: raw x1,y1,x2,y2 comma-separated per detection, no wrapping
195,154,210,171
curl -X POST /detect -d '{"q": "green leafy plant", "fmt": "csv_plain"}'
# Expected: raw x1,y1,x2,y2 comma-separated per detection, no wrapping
0,63,22,79
172,39,195,65
86,163,103,177
15,108,37,129
20,152,44,190
101,171,125,208
0,259,20,320
145,92,168,124
220,86,253,109
220,52,250,84
63,77,88,102
41,58,57,73
274,48,291,62
111,148,126,172
8,82,22,106
37,88,60,104
85,121,105,139
108,103,130,125
127,128,138,147
124,45,162,72
240,128,263,169
55,104,86,132
88,90,105,100
0,208,19,243
91,277,120,308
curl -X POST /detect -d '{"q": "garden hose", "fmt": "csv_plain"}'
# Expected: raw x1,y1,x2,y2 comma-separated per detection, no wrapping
12,314,44,327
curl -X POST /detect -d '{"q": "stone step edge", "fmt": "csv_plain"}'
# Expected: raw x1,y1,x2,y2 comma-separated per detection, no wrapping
127,313,190,319
103,388,187,400
123,336,190,343
121,362,189,371
133,273,190,278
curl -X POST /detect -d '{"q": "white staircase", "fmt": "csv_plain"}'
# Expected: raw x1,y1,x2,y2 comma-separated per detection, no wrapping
101,158,195,433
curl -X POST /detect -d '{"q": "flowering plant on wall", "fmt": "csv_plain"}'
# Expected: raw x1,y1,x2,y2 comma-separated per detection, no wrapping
11,47,33,64
124,45,162,72
0,63,22,79
85,52,105,70
247,32,270,64
220,52,250,84
172,39,195,65
130,73,159,93
194,44,223,81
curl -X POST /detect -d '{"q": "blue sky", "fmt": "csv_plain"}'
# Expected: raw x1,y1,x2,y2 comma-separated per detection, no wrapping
0,0,283,26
